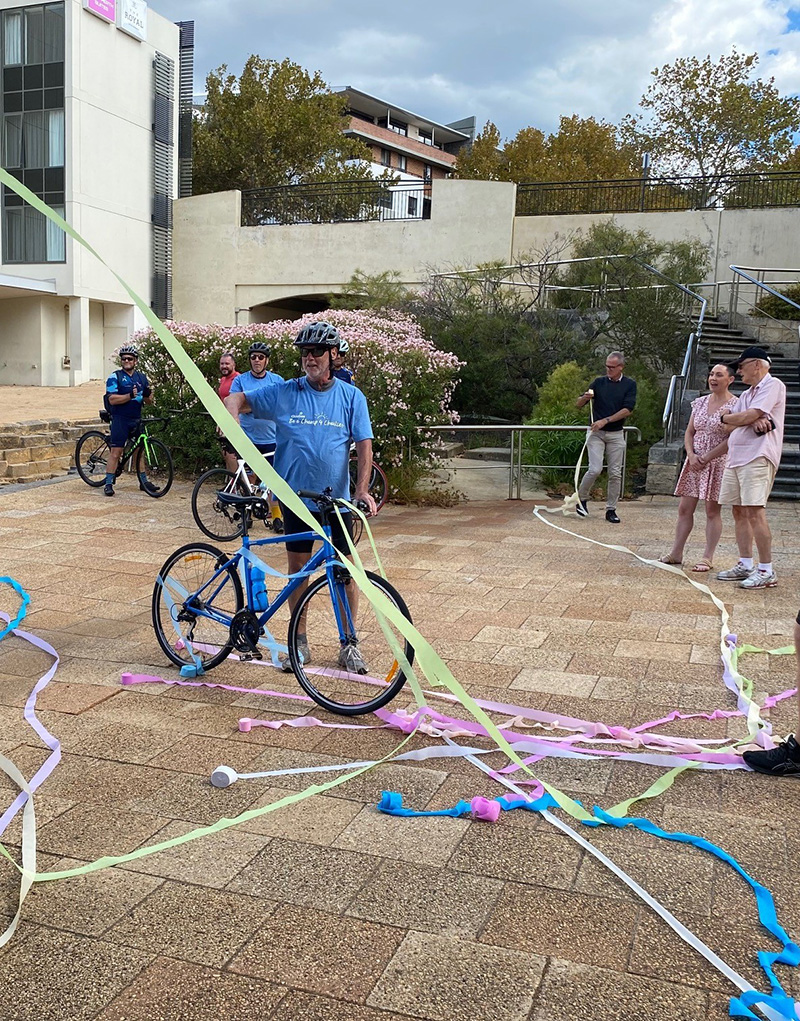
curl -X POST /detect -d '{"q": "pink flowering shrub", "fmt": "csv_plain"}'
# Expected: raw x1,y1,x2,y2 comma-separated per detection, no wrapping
133,310,462,476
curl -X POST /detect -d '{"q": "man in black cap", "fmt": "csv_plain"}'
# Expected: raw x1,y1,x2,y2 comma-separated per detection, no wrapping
716,346,786,589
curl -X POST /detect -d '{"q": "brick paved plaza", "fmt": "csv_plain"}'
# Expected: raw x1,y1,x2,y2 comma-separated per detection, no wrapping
1,475,799,1020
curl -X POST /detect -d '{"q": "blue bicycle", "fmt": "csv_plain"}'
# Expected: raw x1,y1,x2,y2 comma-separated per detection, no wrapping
151,489,414,716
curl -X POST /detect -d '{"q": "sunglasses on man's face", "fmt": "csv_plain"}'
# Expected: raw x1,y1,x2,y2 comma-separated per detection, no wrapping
301,346,329,358
249,353,267,361
121,356,136,362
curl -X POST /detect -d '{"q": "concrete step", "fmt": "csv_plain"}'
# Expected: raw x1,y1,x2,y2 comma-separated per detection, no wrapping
461,446,511,462
5,457,70,479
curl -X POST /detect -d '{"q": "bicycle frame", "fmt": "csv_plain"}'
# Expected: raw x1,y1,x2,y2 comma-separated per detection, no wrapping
177,523,354,647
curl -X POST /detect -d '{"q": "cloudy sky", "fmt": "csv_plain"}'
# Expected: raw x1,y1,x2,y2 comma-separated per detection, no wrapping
151,0,800,140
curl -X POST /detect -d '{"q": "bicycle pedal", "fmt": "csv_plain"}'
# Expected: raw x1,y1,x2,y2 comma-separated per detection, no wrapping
239,651,263,662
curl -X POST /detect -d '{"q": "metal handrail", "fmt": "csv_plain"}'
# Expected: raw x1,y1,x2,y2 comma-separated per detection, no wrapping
419,423,641,500
729,266,800,356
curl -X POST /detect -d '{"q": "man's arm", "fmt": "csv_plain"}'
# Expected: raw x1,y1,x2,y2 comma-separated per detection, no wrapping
224,392,252,419
720,408,764,433
353,438,377,516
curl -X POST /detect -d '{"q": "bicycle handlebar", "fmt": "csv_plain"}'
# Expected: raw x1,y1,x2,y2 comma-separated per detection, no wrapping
297,489,369,513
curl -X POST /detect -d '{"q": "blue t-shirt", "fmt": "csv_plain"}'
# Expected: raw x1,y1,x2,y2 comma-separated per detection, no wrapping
106,369,151,419
229,370,283,445
248,378,373,508
333,366,353,385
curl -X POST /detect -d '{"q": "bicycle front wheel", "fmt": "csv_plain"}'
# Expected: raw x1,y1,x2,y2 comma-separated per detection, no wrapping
191,468,249,542
136,438,174,498
152,542,243,671
288,568,413,716
74,430,111,487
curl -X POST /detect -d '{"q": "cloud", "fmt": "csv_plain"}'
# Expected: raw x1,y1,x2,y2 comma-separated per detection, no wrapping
151,0,800,136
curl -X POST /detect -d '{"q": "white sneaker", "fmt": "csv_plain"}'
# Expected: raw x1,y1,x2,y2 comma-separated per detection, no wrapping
338,643,368,674
280,639,310,672
739,570,777,589
716,563,756,581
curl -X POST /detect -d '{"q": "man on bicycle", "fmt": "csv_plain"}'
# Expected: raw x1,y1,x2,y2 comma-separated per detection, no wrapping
226,341,284,529
332,337,354,384
104,343,152,497
224,321,377,673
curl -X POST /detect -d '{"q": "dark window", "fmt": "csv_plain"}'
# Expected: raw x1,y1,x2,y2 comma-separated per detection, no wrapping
3,66,22,91
380,148,391,167
408,195,418,217
43,61,63,87
154,94,174,144
23,63,42,88
397,154,407,172
418,128,433,145
423,164,432,181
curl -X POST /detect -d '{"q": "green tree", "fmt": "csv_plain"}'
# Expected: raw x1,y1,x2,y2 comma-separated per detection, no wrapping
621,51,800,202
329,270,412,312
453,121,507,180
551,220,710,374
193,56,373,194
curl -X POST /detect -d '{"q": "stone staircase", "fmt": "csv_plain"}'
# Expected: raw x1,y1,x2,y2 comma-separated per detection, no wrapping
695,315,800,500
0,417,99,485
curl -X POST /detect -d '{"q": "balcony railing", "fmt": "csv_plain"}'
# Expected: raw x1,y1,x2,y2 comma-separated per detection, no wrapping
516,171,800,216
241,180,432,226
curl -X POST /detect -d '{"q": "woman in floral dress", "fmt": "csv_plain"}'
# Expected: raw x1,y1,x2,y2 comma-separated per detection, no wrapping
659,363,736,572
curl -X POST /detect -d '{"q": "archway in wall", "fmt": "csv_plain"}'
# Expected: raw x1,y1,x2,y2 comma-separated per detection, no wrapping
249,294,331,323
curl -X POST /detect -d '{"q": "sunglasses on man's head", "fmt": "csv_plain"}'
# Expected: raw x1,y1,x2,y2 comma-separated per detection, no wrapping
301,346,329,358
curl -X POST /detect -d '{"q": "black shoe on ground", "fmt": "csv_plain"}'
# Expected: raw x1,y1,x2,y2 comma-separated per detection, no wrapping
104,484,115,497
743,735,800,777
605,509,620,524
576,499,589,518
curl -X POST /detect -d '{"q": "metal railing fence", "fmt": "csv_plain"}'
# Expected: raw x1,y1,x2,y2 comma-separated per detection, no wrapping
416,424,641,500
241,180,431,226
516,171,800,216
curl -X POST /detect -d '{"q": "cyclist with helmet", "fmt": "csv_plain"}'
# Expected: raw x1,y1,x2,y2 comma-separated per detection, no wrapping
332,336,354,384
224,320,376,673
226,341,284,527
103,344,152,497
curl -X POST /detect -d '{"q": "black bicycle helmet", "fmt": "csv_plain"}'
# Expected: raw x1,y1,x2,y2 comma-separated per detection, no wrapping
248,341,271,356
118,343,138,357
294,321,341,349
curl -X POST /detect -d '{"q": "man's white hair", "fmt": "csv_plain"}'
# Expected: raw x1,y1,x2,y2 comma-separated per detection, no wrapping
607,351,625,365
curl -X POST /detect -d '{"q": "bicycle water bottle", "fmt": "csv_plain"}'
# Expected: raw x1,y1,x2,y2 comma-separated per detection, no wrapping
250,562,269,612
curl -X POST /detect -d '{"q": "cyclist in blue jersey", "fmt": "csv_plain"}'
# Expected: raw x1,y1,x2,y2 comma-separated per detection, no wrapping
226,341,284,529
224,321,376,673
332,336,354,384
103,343,152,497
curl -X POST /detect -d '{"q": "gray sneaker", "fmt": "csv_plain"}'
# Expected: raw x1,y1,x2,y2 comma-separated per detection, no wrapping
739,569,777,589
716,563,756,581
280,639,310,673
338,643,368,675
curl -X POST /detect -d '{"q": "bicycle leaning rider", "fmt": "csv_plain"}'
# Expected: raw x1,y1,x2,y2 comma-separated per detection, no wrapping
224,321,377,673
103,343,152,497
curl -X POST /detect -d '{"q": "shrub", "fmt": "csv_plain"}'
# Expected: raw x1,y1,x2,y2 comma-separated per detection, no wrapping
130,311,462,479
522,362,592,490
752,282,800,321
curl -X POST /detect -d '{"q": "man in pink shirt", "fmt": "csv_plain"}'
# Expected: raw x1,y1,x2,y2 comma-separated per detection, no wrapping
716,346,786,589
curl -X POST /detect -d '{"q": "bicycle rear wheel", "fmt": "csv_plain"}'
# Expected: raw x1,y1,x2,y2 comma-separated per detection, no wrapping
136,438,174,498
287,568,413,716
74,430,111,487
152,542,243,671
191,468,251,542
349,459,388,512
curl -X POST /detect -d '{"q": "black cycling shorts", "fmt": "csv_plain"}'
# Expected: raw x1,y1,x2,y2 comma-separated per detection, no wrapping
281,503,353,555
796,608,800,627
110,417,141,448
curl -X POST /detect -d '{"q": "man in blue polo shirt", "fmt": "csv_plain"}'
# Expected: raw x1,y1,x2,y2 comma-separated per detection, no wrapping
103,343,152,496
575,351,637,524
224,321,376,673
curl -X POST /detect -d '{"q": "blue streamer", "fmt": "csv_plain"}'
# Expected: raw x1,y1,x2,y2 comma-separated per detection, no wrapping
377,791,799,1020
0,578,30,642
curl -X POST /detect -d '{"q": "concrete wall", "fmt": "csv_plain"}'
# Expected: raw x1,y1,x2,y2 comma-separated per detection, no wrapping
174,181,800,326
173,180,517,323
0,298,45,385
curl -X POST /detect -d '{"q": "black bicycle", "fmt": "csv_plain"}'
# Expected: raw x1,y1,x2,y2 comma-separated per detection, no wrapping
74,413,174,498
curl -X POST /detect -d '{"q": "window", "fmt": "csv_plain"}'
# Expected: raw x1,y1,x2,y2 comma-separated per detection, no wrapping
407,195,418,217
380,148,391,167
418,128,433,146
1,4,65,263
423,164,432,182
397,154,407,172
389,118,407,136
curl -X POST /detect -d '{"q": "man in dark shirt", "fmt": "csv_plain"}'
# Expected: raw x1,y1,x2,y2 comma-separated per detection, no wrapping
575,351,637,524
104,344,152,497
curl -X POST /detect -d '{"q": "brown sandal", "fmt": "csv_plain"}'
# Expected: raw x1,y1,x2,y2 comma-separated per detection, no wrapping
691,558,713,573
658,555,682,565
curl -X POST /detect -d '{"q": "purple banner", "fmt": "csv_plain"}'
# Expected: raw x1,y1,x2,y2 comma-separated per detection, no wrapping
83,0,116,24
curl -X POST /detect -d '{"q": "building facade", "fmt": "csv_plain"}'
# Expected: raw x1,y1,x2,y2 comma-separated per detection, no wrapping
0,0,192,386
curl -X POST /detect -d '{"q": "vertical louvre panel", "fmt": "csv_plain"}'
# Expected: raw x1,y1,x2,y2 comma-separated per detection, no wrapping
152,51,174,318
176,20,193,198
